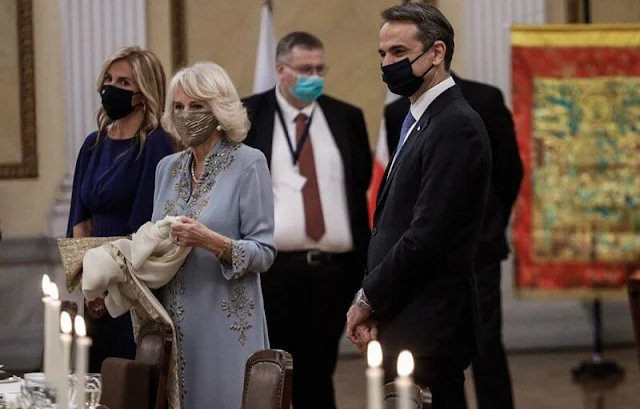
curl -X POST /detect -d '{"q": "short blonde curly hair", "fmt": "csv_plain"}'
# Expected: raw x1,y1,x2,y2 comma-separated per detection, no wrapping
162,62,250,144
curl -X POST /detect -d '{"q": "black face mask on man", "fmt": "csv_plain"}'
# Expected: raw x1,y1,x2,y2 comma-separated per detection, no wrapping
381,47,435,97
100,85,142,120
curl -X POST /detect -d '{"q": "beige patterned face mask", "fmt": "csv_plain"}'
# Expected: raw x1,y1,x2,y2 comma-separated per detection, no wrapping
173,111,217,147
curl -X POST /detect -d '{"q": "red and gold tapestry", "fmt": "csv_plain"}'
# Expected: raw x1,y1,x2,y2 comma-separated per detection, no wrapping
511,25,640,298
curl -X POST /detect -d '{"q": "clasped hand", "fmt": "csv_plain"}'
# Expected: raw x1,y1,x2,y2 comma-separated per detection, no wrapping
170,216,212,248
345,303,378,350
86,297,107,319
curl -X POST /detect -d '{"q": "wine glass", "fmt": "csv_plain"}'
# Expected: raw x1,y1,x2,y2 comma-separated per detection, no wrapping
22,372,55,408
69,373,102,409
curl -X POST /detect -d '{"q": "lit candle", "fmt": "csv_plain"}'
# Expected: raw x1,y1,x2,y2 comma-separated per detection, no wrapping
396,350,414,409
41,275,52,385
74,316,91,409
59,311,73,409
366,341,384,409
44,281,61,389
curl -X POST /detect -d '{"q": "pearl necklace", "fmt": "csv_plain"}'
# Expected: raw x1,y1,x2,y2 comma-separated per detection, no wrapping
190,161,199,184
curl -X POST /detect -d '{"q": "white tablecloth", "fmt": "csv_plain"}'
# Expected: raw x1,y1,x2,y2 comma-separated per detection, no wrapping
0,378,22,405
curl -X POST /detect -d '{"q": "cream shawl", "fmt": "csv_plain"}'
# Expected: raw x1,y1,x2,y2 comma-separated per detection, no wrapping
82,216,190,409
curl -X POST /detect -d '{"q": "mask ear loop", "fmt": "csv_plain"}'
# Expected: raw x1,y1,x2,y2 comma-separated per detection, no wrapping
418,64,436,79
415,41,439,79
410,39,436,64
410,49,428,64
131,90,144,111
129,91,146,142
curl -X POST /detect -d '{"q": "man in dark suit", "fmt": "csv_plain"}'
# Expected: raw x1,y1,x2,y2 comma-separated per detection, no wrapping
385,74,522,409
346,4,491,409
243,32,372,409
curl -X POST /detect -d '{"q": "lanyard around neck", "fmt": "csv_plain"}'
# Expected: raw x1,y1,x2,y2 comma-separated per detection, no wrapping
275,102,315,166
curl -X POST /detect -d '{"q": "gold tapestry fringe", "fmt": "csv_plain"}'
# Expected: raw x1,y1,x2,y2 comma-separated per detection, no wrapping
514,287,627,301
511,24,640,47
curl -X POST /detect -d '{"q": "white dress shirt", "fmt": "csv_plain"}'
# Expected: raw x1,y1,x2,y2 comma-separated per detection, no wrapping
390,76,457,170
271,85,353,252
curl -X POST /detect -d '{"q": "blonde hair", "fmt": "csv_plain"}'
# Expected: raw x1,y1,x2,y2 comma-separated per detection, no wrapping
162,61,250,144
95,46,168,155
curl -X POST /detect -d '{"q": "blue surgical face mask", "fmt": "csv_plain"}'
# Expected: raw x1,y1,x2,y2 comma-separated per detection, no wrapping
289,75,324,102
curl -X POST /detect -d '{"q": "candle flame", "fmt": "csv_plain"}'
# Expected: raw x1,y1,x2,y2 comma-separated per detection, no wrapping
397,350,414,377
74,315,86,337
60,311,72,334
42,275,51,295
367,340,383,368
49,283,59,300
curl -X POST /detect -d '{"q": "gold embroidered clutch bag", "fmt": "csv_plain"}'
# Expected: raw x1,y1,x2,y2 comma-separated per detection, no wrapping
57,236,128,293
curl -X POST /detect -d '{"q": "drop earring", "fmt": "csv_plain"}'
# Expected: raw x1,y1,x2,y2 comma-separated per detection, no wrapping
216,125,222,131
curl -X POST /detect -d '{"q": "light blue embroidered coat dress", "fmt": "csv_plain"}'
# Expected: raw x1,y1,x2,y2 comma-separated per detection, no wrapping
152,140,276,409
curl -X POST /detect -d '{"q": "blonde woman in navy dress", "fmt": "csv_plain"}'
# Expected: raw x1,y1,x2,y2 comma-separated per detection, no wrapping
153,62,275,409
67,46,175,373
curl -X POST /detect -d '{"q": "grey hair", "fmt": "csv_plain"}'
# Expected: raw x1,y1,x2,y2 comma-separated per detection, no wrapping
162,61,250,144
381,3,455,70
276,31,324,61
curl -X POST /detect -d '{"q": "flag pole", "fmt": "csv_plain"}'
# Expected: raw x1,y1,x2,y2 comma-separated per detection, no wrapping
252,0,278,93
571,0,625,387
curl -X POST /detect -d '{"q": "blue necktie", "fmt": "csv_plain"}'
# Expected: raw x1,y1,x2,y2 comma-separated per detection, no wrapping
391,112,416,165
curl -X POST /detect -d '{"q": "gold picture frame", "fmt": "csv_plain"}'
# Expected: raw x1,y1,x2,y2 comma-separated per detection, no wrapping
0,0,37,179
170,0,186,72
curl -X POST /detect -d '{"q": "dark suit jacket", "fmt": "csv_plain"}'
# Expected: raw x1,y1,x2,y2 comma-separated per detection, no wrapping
242,89,373,281
385,75,523,268
363,85,491,358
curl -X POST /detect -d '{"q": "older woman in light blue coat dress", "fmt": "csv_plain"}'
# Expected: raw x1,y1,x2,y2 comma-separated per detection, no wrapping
152,61,276,409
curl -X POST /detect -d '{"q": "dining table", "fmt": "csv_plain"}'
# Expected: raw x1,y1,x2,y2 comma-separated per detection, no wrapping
0,376,22,407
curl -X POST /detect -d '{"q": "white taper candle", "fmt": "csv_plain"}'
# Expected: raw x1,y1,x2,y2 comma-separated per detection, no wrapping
41,275,52,386
396,350,414,409
366,340,384,409
59,311,73,409
45,281,61,389
74,315,91,409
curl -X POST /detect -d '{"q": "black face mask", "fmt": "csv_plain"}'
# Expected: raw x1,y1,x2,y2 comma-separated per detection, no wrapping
381,50,435,96
100,85,141,120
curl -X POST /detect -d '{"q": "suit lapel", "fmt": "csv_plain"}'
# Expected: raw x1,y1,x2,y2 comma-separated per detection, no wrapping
373,85,464,222
374,112,431,217
253,90,277,166
376,161,393,204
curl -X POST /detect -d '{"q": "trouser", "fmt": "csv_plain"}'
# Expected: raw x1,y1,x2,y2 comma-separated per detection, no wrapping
261,251,360,409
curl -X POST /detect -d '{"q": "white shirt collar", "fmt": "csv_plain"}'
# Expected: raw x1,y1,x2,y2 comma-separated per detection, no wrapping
275,83,315,123
409,75,456,122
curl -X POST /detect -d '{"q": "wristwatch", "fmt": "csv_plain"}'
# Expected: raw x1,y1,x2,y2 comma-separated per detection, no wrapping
355,288,373,312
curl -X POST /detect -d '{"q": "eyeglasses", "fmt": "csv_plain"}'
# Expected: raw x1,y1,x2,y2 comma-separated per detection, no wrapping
284,63,329,77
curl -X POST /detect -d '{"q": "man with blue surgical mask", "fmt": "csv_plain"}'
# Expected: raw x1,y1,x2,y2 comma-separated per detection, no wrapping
243,31,372,409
